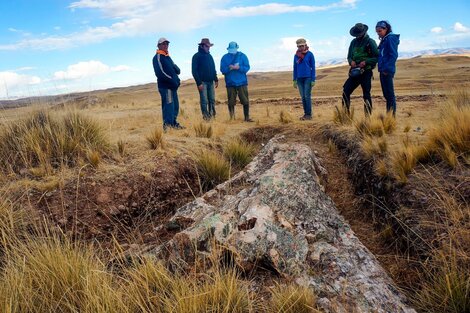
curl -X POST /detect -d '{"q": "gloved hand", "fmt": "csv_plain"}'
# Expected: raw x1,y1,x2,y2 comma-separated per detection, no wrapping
311,81,316,88
293,80,297,89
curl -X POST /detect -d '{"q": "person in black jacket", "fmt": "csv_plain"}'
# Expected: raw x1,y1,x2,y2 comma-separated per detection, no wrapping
192,38,218,120
152,37,184,130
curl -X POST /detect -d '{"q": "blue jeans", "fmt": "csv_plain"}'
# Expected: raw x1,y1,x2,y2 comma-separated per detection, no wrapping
297,77,312,116
199,81,216,119
380,72,396,116
158,87,179,127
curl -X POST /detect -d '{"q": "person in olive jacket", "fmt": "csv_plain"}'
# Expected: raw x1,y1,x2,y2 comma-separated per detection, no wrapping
342,23,379,116
152,37,184,130
376,20,400,117
192,38,219,120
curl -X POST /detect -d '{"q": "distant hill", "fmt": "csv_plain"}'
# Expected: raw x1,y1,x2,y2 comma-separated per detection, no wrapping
1,48,469,108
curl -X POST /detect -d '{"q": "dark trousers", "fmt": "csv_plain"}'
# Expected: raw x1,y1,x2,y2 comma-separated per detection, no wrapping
342,70,373,116
380,72,396,116
227,85,250,120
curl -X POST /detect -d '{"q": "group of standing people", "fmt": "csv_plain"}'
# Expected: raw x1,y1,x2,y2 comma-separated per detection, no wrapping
152,20,400,130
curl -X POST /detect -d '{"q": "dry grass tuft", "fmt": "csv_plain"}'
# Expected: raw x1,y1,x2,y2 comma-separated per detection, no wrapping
380,112,397,134
0,111,109,174
269,284,320,313
362,137,388,158
146,128,164,150
279,110,293,124
117,139,126,157
425,90,470,167
194,150,230,191
223,138,255,169
332,106,354,125
86,149,101,168
355,116,384,138
0,235,126,313
391,144,429,183
194,122,213,138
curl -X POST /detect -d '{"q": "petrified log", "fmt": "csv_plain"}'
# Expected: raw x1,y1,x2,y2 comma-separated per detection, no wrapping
150,135,416,313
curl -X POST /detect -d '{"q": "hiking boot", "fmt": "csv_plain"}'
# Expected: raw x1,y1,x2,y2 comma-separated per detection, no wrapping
244,118,254,122
300,115,312,120
172,123,186,130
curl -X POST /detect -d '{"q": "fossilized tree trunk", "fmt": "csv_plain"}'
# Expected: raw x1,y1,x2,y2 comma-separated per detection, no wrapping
149,135,416,313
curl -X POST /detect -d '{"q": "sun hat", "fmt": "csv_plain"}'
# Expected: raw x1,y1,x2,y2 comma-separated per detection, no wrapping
349,23,368,37
227,41,239,54
199,38,214,46
296,38,307,46
158,37,170,44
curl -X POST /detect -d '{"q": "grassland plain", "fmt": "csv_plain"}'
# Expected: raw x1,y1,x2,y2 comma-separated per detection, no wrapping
0,55,469,312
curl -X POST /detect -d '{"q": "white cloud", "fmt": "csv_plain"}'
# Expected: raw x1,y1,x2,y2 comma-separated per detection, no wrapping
213,0,356,17
431,27,443,34
454,22,469,33
53,60,131,80
0,71,41,98
1,0,357,51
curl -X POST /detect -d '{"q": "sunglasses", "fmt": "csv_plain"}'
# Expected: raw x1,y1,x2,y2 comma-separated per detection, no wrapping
297,45,306,48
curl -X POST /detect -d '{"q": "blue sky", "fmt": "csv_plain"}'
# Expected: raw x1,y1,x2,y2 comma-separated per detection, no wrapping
1,0,469,99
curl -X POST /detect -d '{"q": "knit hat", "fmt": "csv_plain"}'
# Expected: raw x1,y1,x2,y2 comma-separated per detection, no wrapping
349,23,368,37
227,41,239,54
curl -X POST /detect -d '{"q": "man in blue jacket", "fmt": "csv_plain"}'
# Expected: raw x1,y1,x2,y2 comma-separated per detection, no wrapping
192,38,219,120
220,42,253,122
152,37,184,130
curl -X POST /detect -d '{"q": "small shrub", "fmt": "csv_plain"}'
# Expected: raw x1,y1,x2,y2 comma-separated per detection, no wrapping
223,139,255,169
146,128,164,150
194,150,230,191
269,284,319,313
279,110,293,124
333,105,354,125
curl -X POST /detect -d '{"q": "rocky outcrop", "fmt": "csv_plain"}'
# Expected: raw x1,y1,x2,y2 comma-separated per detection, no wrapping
149,135,416,313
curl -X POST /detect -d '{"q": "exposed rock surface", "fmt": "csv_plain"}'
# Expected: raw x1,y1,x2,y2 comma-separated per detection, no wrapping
149,135,416,313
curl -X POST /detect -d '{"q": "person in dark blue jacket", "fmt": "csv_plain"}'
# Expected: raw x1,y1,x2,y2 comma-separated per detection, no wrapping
220,42,253,122
152,37,184,130
192,38,219,120
376,21,400,117
293,38,316,120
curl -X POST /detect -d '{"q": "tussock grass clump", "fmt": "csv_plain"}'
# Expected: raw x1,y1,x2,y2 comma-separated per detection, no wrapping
0,198,28,258
279,110,293,124
379,112,397,134
355,116,384,138
124,258,252,313
269,284,319,313
333,106,354,125
362,137,388,158
146,128,164,149
0,111,109,174
425,90,470,167
117,139,126,157
194,150,230,191
0,235,125,313
194,122,213,138
391,144,429,183
416,249,470,313
223,138,255,169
